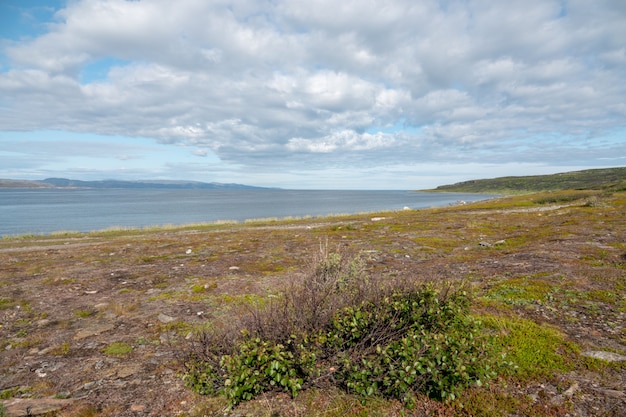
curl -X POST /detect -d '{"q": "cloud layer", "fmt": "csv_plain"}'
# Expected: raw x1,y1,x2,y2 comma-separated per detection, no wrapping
1,0,625,187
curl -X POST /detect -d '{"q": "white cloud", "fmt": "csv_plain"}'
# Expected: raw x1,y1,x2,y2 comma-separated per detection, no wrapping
0,0,625,188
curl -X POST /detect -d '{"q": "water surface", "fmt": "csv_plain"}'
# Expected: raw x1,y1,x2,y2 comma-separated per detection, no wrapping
0,189,496,236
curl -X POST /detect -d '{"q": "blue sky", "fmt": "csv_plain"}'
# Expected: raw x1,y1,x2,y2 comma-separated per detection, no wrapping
1,0,625,189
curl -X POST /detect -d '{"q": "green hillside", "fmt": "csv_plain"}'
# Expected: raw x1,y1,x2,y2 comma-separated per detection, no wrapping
431,167,626,193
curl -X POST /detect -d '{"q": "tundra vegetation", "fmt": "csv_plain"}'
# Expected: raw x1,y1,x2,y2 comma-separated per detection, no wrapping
0,168,624,416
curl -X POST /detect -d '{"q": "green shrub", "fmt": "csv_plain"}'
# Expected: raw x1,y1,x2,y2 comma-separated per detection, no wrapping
330,289,493,404
183,249,497,407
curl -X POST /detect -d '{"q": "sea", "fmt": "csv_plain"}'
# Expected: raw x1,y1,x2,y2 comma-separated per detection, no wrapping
0,189,498,237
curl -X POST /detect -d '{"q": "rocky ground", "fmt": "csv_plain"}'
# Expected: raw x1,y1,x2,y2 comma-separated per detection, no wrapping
0,191,624,416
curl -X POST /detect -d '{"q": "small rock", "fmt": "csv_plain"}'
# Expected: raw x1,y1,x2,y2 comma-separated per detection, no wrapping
228,266,240,270
130,404,146,412
157,313,176,323
371,217,385,221
116,364,142,379
160,331,176,344
583,350,626,362
3,398,76,416
94,302,109,310
82,381,97,390
73,323,115,340
592,388,625,398
186,249,192,254
563,382,579,397
36,319,51,327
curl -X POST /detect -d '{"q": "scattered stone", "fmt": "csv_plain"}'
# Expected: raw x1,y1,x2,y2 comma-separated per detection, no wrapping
157,313,176,323
73,323,115,340
563,382,579,397
82,381,97,390
116,363,142,379
36,319,51,327
2,398,76,416
228,266,240,270
582,350,626,362
130,403,146,412
591,387,625,398
185,249,192,254
94,302,109,310
494,239,506,245
160,331,176,344
84,290,98,294
371,217,386,221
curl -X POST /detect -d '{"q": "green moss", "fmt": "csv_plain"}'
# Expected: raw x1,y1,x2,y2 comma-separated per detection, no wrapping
482,315,578,380
483,277,555,306
103,341,133,356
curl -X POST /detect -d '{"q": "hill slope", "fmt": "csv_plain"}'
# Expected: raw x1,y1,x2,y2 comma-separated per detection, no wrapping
431,167,626,193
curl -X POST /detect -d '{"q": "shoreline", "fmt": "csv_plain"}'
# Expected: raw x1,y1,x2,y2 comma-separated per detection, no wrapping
1,191,500,238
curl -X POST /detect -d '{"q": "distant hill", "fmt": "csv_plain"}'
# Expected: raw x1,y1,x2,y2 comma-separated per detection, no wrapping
430,167,626,193
0,179,54,188
0,178,274,190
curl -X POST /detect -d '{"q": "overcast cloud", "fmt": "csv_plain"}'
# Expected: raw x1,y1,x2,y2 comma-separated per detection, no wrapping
0,0,625,189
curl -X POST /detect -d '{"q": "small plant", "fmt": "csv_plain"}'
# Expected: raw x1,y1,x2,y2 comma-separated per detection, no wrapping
74,308,96,318
103,341,133,356
50,341,71,356
0,386,21,400
0,297,17,310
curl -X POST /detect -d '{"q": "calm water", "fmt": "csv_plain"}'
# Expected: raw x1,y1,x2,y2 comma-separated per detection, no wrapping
0,189,497,236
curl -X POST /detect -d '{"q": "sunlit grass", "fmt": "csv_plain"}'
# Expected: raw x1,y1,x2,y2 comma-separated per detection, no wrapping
102,341,133,356
481,315,578,380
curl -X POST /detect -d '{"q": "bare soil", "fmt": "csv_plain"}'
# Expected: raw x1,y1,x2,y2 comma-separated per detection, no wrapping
1,192,624,416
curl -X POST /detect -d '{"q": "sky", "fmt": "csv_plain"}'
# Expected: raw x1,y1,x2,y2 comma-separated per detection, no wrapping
0,0,625,189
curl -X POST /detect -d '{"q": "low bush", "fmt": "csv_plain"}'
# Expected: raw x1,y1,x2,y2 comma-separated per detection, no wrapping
183,247,496,407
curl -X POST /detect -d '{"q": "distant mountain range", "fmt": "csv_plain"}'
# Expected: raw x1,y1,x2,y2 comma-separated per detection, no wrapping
0,178,275,190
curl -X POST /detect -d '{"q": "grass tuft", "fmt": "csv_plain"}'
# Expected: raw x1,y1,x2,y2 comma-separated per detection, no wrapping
103,341,133,356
